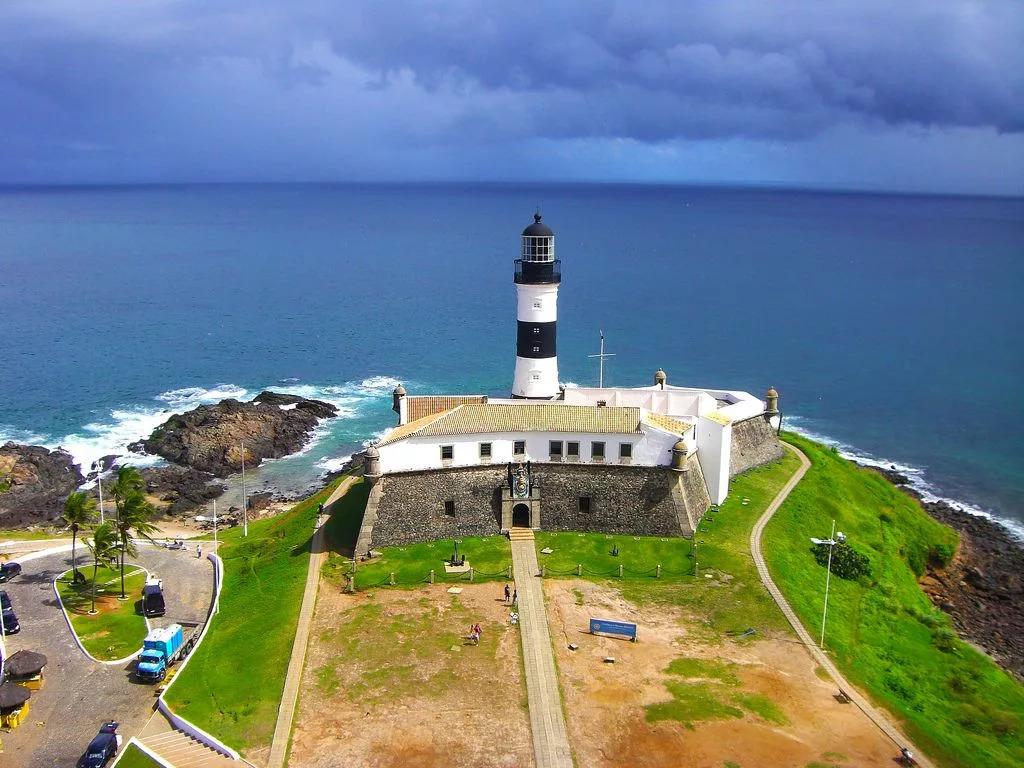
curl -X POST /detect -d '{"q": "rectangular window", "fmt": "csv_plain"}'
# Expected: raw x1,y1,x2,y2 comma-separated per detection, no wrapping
533,345,540,353
533,326,540,334
533,300,542,309
549,440,563,457
444,500,455,516
619,443,633,459
592,441,605,459
479,442,492,459
578,496,591,513
567,441,579,458
440,445,453,461
514,440,526,455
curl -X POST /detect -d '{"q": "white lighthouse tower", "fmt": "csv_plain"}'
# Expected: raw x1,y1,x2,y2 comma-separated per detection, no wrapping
512,213,561,399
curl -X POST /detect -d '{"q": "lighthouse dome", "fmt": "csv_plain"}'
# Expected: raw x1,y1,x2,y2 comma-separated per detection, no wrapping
522,213,554,237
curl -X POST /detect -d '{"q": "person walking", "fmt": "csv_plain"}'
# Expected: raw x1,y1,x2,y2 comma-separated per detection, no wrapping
512,588,517,607
197,544,202,559
504,583,511,603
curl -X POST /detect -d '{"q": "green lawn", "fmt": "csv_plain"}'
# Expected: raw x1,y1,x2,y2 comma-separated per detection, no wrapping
55,565,149,660
163,477,344,754
324,534,514,589
766,433,1024,768
112,742,161,768
0,528,69,542
615,450,803,639
533,531,692,580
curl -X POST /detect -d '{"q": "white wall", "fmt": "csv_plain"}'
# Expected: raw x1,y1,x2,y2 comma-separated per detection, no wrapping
513,356,560,399
516,283,559,322
379,428,673,474
695,415,732,504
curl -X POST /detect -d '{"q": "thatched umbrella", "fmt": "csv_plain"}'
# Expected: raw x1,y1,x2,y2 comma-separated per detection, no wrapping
0,681,31,709
5,650,48,678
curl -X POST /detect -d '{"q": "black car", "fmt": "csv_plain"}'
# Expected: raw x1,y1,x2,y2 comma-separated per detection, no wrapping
77,722,122,768
0,589,19,634
0,561,21,583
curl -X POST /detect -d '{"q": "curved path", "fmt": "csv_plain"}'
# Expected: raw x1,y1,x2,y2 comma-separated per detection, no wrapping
751,443,934,768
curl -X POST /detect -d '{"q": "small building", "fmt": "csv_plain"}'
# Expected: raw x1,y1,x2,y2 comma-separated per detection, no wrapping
355,214,783,554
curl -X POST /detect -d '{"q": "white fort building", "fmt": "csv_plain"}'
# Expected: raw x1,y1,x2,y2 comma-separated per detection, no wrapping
357,214,783,552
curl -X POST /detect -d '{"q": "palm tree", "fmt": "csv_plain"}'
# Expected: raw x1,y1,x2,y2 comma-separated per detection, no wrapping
85,522,119,614
114,488,158,599
111,465,146,511
62,491,98,584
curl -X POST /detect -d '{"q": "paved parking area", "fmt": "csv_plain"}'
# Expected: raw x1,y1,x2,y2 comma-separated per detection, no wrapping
0,543,215,768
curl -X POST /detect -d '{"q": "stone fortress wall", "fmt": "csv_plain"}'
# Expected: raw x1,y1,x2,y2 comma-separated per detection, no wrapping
729,416,785,477
369,454,713,548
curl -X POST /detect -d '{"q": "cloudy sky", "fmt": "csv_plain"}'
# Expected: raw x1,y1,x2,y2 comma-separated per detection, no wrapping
2,1,1022,193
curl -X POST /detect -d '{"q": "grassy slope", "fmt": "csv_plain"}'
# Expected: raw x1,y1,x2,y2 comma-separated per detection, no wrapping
163,479,342,754
766,434,1023,768
619,450,802,638
55,565,148,659
112,743,161,768
534,531,693,579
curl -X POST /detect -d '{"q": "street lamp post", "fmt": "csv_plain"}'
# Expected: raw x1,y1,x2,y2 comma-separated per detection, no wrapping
240,441,247,538
92,461,105,524
811,520,846,649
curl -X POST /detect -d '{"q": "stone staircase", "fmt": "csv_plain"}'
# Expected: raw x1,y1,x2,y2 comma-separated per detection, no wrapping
139,729,239,767
507,527,535,542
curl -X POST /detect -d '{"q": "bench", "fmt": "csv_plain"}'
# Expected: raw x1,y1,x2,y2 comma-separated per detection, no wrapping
589,618,637,642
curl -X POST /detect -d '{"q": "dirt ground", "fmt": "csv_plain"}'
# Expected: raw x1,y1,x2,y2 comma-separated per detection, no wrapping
290,578,898,768
290,582,534,768
546,579,898,768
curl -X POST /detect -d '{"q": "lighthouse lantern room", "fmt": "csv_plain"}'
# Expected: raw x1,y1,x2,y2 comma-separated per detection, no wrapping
512,213,561,399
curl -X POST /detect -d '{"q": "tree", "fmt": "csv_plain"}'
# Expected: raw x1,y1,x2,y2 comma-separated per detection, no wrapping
62,491,98,584
114,488,158,599
111,465,146,510
85,522,119,614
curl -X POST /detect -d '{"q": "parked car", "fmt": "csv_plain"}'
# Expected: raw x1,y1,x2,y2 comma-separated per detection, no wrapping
0,561,21,583
0,589,20,634
76,721,122,768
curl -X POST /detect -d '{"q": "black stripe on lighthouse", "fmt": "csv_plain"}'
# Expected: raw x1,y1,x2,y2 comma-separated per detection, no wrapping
517,321,557,359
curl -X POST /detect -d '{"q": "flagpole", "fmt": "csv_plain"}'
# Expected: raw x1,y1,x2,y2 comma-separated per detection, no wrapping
587,330,616,388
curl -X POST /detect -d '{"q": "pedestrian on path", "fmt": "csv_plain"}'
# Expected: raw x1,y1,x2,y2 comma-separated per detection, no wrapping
470,624,480,645
512,588,518,606
504,583,511,603
197,544,202,559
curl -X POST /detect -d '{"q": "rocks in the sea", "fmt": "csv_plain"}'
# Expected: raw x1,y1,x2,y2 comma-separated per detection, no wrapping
136,391,338,478
0,442,85,527
138,465,226,517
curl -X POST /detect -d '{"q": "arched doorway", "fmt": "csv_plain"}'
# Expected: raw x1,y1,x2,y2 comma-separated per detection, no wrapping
512,503,531,528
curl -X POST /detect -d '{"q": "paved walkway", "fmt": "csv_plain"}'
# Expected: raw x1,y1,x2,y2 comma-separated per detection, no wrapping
511,536,575,768
266,476,357,768
751,443,935,768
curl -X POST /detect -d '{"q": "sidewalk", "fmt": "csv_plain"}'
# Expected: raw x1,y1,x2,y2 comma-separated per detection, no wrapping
511,537,574,768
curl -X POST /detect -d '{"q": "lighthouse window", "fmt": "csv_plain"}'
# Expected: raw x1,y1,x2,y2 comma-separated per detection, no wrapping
533,300,542,309
532,346,540,353
533,327,540,334
440,445,454,461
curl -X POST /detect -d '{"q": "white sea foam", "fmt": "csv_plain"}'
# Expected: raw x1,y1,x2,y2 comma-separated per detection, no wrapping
561,380,580,389
315,454,353,474
785,415,1024,543
0,425,48,446
156,384,249,409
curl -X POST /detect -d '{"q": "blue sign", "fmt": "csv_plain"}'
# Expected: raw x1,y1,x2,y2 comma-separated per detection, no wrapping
589,618,637,641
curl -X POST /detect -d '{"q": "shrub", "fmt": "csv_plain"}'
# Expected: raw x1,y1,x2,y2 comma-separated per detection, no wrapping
812,541,870,580
929,542,955,568
932,628,958,654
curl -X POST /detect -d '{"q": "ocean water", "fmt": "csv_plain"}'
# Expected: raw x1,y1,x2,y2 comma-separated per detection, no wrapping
0,183,1021,536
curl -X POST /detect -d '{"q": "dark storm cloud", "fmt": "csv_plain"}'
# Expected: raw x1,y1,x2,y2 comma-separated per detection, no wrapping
0,0,1020,185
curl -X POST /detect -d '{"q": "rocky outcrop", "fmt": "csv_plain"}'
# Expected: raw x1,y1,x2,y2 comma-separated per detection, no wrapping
136,391,338,477
138,465,225,516
868,464,1024,681
0,442,85,527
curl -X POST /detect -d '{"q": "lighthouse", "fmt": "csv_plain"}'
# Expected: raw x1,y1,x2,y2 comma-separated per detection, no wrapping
512,213,561,399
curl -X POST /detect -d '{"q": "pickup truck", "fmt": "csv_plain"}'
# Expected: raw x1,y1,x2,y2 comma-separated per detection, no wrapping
142,575,166,617
135,623,199,683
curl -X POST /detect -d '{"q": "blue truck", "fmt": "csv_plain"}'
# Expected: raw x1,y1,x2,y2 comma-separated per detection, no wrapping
135,623,199,683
